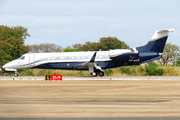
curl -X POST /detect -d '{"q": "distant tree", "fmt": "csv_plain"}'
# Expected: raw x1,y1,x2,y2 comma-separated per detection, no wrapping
98,37,129,50
72,43,83,51
160,43,180,65
71,37,129,51
80,42,100,51
29,43,62,53
61,48,78,52
175,60,180,67
0,25,30,66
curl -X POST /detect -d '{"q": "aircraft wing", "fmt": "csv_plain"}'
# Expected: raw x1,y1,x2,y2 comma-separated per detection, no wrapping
74,62,89,70
73,52,103,71
89,52,97,62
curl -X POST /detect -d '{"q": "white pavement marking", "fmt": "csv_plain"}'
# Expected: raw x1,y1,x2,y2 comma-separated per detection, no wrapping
0,76,180,80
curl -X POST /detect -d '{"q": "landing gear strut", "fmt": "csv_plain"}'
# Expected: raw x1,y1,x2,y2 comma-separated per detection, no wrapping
88,63,104,77
14,69,18,77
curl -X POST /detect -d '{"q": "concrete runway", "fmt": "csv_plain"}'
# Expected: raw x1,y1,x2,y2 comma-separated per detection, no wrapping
0,76,180,119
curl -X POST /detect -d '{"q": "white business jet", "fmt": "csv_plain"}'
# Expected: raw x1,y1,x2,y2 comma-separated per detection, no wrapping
2,29,175,77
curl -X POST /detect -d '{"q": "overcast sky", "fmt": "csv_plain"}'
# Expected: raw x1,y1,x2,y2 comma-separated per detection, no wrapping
1,0,180,48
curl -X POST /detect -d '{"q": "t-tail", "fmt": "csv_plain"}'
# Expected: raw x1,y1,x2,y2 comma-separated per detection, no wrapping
136,29,175,53
134,29,175,63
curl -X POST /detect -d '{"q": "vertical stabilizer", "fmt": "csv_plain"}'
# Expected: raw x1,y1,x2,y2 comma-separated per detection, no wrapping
136,29,175,53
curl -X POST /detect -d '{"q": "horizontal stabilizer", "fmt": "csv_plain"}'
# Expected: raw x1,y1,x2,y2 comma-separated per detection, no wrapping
151,29,175,40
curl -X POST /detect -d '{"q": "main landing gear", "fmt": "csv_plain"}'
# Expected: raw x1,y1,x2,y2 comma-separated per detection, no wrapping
91,71,104,77
88,62,104,77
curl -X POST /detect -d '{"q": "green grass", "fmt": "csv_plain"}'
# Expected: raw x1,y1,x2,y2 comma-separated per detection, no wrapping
2,63,180,76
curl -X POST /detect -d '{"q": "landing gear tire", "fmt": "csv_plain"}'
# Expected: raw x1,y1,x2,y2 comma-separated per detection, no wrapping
92,72,97,77
99,71,104,77
15,73,18,77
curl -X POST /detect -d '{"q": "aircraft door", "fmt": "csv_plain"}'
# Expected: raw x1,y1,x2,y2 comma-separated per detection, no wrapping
29,53,35,68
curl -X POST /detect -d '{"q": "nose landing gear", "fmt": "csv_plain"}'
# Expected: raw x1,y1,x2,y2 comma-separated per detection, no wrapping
14,73,18,77
14,69,18,77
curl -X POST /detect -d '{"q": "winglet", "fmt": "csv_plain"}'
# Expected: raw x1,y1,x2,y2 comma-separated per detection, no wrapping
89,52,97,62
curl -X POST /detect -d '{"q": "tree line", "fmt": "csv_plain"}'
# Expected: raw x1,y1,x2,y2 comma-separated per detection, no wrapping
0,25,30,66
29,37,130,52
0,25,179,68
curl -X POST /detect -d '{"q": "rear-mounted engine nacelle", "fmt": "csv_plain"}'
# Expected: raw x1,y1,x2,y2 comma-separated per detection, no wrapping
110,52,139,61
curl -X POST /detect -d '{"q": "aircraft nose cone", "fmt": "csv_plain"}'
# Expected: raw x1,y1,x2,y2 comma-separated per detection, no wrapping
2,63,11,68
2,60,18,69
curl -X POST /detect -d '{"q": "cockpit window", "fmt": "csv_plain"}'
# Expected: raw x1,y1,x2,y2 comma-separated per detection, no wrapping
21,56,25,60
18,56,25,60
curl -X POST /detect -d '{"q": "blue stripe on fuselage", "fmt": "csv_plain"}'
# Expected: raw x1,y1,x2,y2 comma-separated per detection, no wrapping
33,61,127,70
